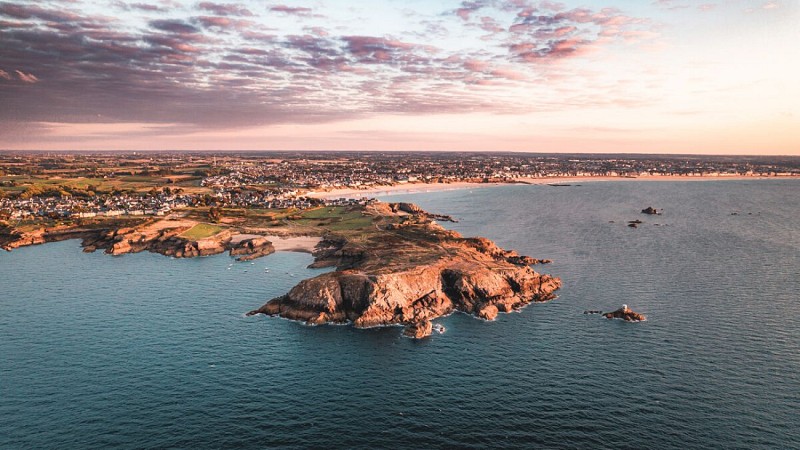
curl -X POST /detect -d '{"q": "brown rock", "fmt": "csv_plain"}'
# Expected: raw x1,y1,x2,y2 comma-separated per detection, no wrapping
402,320,433,339
477,304,499,321
603,305,646,322
229,236,275,261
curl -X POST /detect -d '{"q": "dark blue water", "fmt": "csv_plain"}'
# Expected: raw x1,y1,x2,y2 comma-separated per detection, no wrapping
2,180,799,449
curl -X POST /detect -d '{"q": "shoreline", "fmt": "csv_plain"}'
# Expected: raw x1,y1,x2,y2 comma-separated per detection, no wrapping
305,175,800,199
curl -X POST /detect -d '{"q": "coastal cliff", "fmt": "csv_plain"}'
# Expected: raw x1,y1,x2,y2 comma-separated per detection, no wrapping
1,221,276,260
248,202,560,337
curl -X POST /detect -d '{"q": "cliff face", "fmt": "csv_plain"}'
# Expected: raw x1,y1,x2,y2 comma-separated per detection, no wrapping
0,227,46,250
82,226,276,260
1,225,117,251
249,203,560,337
81,225,231,257
2,221,276,260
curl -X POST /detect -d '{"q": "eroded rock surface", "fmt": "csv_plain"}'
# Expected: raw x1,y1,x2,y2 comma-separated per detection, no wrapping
403,320,433,339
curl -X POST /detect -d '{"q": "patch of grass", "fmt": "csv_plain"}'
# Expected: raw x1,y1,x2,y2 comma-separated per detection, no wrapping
60,178,110,191
327,216,374,231
180,223,224,240
300,206,350,219
119,175,161,183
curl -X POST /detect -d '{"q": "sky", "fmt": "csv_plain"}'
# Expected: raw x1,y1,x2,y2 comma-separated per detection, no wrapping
0,0,798,154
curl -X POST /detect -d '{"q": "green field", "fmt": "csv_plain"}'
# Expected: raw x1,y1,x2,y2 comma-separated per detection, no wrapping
180,223,224,240
299,206,350,219
0,175,210,196
297,206,374,231
327,216,374,231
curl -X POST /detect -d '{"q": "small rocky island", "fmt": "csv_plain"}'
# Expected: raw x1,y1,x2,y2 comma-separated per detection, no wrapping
603,304,646,322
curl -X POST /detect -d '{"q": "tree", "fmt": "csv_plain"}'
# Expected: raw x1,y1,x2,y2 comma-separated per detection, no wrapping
208,207,223,223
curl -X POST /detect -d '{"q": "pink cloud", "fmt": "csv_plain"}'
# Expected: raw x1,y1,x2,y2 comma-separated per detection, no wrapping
15,70,39,83
464,59,489,72
540,1,566,12
490,67,527,81
197,2,253,17
269,5,316,17
0,69,11,80
554,25,576,36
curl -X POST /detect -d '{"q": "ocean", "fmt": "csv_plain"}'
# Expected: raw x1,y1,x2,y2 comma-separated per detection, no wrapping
1,180,798,449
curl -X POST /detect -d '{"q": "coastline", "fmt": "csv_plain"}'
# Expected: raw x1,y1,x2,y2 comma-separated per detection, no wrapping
304,181,502,200
305,174,799,199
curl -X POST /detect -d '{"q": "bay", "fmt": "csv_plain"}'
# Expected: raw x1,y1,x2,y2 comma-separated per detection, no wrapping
2,180,799,448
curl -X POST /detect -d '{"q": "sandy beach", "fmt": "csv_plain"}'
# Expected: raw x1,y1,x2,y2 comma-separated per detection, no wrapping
305,181,504,200
305,175,798,200
262,235,321,253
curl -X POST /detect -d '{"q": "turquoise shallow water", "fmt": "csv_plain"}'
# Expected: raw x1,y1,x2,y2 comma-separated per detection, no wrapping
2,180,799,449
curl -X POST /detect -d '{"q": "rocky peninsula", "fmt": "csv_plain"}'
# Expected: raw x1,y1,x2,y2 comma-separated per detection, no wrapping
247,202,561,338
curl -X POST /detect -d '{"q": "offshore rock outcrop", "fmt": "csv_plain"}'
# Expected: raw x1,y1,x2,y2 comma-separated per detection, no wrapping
248,203,561,336
603,305,646,322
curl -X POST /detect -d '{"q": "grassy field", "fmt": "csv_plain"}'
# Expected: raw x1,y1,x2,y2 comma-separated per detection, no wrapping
299,206,350,219
180,223,224,240
0,175,210,195
295,206,375,232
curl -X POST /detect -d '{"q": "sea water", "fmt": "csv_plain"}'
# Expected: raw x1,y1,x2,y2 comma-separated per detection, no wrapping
1,180,798,448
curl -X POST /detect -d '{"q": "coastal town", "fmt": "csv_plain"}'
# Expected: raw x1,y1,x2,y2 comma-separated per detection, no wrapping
1,151,799,221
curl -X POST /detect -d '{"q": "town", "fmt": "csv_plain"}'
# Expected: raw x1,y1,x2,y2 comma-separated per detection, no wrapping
1,151,799,221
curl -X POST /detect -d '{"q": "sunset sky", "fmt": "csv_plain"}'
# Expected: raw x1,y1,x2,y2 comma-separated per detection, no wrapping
1,0,798,153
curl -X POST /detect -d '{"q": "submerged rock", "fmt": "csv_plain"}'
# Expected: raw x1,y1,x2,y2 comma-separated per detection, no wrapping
641,207,661,215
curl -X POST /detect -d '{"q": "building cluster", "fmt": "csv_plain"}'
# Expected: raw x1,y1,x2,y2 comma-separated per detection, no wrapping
0,187,367,221
2,152,799,221
0,192,189,220
202,153,800,190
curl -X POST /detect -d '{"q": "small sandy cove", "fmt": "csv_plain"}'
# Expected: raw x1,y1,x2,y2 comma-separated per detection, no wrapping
230,233,321,253
264,235,321,253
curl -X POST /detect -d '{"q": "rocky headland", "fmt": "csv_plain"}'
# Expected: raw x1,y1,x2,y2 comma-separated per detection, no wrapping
248,202,561,338
1,219,276,261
